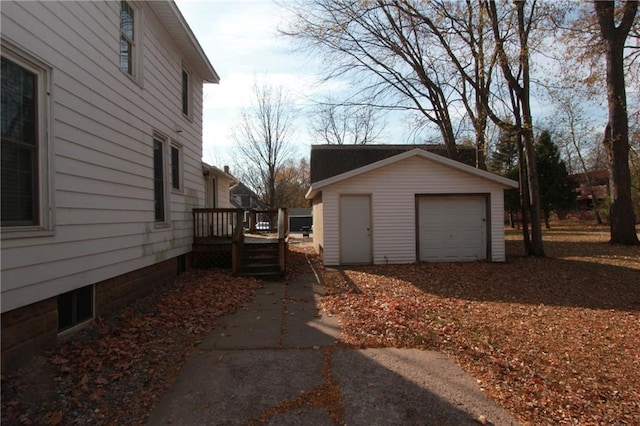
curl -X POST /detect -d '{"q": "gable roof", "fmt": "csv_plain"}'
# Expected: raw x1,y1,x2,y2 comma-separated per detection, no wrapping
310,144,476,183
148,1,219,83
229,182,266,209
306,148,518,199
202,162,235,182
230,181,260,198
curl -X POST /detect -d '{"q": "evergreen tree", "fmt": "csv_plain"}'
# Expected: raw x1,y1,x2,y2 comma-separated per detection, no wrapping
536,131,578,228
490,130,521,224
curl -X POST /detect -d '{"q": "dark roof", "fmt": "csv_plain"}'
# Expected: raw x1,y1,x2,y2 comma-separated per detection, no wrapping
230,182,265,210
230,181,259,198
288,208,312,217
310,144,477,183
569,170,609,185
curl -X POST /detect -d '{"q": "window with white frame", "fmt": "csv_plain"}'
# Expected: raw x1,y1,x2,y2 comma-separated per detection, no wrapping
153,137,167,222
1,48,51,231
181,68,190,116
119,0,136,76
170,143,182,191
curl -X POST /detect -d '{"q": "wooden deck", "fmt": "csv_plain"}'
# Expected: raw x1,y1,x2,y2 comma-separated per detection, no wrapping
192,209,289,276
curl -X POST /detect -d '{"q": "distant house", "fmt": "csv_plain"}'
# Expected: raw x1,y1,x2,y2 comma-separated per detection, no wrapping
1,0,218,371
306,145,518,265
230,181,265,227
230,181,264,210
569,170,609,210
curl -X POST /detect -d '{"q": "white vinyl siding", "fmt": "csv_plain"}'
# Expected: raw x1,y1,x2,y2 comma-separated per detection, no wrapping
312,195,323,255
318,155,508,266
1,1,209,313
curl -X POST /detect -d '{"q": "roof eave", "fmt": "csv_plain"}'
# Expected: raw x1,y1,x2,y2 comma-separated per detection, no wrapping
149,1,220,84
310,148,519,191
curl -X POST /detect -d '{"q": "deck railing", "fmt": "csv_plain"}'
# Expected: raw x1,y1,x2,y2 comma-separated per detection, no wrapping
193,208,243,243
192,207,288,275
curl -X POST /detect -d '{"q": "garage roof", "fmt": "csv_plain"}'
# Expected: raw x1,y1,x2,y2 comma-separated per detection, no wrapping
310,144,476,183
306,148,518,199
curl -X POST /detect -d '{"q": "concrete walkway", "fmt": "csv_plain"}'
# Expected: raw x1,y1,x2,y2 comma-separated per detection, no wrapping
147,263,519,425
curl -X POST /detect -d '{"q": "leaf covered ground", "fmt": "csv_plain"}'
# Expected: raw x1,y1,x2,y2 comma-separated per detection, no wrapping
1,269,261,425
316,222,640,424
1,227,637,425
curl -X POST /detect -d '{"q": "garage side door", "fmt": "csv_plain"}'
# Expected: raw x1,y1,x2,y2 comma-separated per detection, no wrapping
340,195,372,264
418,195,487,262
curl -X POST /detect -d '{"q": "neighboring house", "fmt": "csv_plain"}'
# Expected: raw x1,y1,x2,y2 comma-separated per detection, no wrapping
569,170,609,210
306,145,518,265
203,163,235,209
230,181,264,210
1,0,219,372
230,181,265,227
288,208,312,232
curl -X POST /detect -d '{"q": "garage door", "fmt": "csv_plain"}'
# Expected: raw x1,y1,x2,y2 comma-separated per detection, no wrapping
417,195,487,262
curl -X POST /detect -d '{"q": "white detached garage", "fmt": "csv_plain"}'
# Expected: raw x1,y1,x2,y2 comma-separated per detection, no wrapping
306,147,518,265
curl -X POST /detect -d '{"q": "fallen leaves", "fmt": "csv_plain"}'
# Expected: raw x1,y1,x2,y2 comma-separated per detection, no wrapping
315,223,640,425
1,269,260,425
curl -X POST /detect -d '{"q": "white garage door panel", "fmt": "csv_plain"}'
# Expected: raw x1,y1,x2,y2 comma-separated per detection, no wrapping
418,196,486,262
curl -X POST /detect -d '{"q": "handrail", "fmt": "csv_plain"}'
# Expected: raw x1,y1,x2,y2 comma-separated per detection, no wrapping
231,209,245,274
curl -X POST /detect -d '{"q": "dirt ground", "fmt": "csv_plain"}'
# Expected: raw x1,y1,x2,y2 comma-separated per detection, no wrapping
317,221,639,424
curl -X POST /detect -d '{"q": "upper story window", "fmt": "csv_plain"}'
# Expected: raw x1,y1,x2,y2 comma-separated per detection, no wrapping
1,48,51,233
181,69,190,116
120,1,135,76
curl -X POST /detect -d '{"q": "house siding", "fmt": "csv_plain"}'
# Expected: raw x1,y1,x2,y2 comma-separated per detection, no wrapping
216,177,233,208
312,195,324,255
318,156,508,265
1,2,208,317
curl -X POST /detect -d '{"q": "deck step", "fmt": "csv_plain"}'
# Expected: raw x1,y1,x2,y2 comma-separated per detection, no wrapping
236,242,282,277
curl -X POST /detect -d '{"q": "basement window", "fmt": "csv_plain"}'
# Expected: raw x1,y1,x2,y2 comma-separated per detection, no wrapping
58,286,94,332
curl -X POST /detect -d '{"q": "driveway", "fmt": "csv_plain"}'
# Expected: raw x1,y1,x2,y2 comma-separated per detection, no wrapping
147,261,518,425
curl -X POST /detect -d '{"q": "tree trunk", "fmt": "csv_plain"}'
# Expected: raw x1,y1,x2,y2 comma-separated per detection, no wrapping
517,133,531,253
517,1,544,256
543,209,550,229
595,1,639,245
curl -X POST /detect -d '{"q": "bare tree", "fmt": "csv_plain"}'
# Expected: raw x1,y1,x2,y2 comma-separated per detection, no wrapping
545,61,605,223
310,99,383,145
282,0,464,159
390,0,498,169
232,80,296,209
274,158,310,208
594,0,639,245
481,0,545,256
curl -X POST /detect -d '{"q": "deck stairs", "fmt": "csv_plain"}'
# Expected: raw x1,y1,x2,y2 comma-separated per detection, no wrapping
236,242,282,278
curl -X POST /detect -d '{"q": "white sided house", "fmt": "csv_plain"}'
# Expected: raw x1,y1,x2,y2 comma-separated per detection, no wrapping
203,163,235,209
1,0,218,371
306,146,518,266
